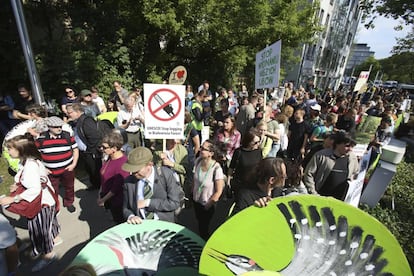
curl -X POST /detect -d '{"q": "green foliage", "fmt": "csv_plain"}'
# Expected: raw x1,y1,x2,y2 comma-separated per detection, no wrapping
0,0,318,96
354,56,381,81
379,52,414,83
362,161,414,270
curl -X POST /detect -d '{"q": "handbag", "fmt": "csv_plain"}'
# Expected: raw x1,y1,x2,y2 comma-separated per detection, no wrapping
7,162,59,219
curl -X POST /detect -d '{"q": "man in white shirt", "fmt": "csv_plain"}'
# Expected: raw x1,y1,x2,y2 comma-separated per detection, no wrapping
117,96,145,148
91,86,107,113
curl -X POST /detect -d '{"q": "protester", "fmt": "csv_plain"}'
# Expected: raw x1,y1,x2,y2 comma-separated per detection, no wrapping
116,96,145,148
61,86,78,119
0,135,59,272
91,86,107,114
228,129,263,196
154,139,188,188
26,103,49,137
79,89,101,118
303,132,359,199
12,84,35,121
122,147,181,224
235,95,258,136
35,116,79,213
231,157,286,215
0,213,18,276
192,140,225,240
66,103,102,190
256,121,273,158
287,107,310,160
190,90,205,139
214,115,241,165
262,104,281,157
97,132,129,224
109,81,129,110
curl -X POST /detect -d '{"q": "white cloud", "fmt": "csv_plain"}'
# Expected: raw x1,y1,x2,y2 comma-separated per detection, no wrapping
355,17,410,59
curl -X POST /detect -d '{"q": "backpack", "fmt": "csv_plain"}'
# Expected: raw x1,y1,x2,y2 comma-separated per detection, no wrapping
96,119,115,139
78,116,114,149
157,166,186,216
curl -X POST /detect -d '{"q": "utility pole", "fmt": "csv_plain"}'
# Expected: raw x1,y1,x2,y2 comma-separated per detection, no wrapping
10,0,44,105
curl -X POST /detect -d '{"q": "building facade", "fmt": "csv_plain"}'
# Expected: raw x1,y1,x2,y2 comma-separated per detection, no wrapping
292,0,362,91
344,43,375,76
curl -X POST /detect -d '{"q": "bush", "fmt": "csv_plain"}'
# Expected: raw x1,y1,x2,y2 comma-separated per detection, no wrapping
362,160,414,271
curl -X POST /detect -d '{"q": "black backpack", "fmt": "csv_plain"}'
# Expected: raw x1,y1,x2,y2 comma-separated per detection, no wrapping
96,119,115,139
78,116,114,151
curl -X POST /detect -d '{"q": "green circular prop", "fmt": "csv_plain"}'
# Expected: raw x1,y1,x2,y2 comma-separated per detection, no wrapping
200,195,411,276
73,220,205,275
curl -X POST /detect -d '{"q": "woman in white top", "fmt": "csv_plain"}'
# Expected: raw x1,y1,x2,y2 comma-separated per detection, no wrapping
192,139,225,240
0,135,59,272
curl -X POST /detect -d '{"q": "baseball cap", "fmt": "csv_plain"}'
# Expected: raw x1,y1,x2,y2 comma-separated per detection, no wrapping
122,147,153,173
81,89,92,97
46,116,65,127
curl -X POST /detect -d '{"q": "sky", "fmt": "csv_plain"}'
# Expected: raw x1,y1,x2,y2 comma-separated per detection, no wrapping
355,17,410,59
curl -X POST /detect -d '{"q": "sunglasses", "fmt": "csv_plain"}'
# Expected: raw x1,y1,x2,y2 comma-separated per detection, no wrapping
48,126,62,129
66,90,73,93
100,145,111,150
252,140,260,145
200,146,211,152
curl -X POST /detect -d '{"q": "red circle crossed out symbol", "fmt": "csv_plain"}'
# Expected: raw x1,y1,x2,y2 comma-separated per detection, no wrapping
148,88,182,121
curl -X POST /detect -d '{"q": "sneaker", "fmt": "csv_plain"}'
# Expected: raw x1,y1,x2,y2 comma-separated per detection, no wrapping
66,205,76,213
31,255,56,272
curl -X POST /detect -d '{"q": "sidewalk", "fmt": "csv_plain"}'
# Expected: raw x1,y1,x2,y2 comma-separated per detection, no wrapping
4,177,232,275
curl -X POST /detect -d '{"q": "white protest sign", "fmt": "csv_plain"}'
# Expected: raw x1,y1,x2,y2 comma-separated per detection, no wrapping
144,83,185,139
353,71,370,93
255,40,281,89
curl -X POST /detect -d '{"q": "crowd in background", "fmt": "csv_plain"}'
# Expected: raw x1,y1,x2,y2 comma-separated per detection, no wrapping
0,79,413,273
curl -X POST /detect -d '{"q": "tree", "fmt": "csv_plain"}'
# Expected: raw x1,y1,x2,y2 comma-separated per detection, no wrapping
354,56,382,80
2,0,319,100
360,0,413,56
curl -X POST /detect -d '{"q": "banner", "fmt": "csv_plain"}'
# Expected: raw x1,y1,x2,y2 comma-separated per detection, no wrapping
353,71,370,93
255,40,281,89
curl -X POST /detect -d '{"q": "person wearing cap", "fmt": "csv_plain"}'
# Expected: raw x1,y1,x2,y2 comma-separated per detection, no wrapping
35,116,79,212
307,103,324,131
303,132,359,200
80,89,101,118
122,147,181,224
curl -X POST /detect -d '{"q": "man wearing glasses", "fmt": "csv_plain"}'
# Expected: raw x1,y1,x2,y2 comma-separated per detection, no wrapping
303,131,359,200
122,147,181,224
35,116,79,213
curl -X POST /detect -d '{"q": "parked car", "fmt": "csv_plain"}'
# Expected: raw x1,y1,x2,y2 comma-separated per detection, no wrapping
382,80,399,89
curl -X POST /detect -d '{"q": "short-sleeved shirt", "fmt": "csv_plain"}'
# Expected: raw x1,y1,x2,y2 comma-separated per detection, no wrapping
193,158,224,206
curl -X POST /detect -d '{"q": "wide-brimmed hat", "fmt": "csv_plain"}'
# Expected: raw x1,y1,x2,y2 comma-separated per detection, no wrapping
122,147,153,173
46,116,65,127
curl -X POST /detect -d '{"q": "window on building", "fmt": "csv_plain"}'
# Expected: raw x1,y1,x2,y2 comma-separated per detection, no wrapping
346,32,353,45
340,56,346,68
319,9,325,25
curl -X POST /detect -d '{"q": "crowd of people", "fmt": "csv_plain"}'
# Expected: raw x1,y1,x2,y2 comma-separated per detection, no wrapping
0,79,413,273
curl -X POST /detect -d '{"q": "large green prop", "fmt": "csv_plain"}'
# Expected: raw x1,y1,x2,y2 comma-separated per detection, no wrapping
73,220,205,275
200,195,411,275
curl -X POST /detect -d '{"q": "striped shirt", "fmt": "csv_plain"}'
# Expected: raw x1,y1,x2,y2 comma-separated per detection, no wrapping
35,131,78,176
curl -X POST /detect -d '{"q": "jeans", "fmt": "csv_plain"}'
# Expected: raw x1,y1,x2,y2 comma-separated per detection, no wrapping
267,143,280,158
